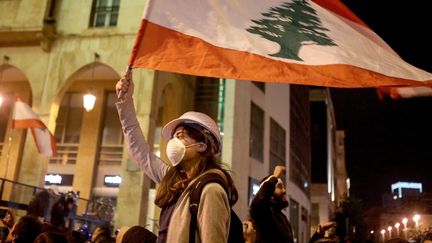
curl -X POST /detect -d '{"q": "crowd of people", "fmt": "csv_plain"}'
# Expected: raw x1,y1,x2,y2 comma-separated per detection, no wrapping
0,210,158,243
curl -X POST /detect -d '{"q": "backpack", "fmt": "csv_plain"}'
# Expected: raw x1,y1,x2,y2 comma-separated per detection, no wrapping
188,173,245,243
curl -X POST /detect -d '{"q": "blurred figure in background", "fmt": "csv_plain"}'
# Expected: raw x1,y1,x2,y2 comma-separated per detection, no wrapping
0,208,14,242
5,215,43,243
250,165,293,243
33,231,68,243
50,191,77,230
91,225,114,243
309,221,338,243
27,189,50,223
119,225,157,243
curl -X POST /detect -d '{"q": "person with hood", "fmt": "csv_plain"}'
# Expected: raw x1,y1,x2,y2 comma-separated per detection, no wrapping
115,69,238,243
250,165,294,243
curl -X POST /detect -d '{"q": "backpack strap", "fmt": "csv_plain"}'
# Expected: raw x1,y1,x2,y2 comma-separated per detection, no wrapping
189,173,228,243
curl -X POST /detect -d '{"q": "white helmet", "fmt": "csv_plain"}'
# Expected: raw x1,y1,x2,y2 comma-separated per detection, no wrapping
162,111,222,155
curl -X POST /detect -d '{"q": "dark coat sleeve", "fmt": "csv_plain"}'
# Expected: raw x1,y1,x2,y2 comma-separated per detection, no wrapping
250,176,278,213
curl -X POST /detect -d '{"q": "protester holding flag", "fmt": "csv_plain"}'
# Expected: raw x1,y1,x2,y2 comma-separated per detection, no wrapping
115,70,239,243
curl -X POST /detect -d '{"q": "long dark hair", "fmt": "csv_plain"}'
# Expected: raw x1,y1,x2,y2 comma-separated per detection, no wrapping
154,124,238,207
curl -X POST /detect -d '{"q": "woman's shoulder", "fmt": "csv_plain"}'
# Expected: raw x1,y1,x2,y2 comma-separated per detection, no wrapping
202,168,228,181
189,169,229,197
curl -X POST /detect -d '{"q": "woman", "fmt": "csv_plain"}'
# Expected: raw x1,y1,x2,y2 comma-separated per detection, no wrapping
115,69,238,243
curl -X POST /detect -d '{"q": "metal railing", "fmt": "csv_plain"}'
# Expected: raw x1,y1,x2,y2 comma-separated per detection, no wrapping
0,177,114,229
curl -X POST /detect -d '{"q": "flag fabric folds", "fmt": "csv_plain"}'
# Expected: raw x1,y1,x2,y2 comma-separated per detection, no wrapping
129,0,432,88
12,98,57,157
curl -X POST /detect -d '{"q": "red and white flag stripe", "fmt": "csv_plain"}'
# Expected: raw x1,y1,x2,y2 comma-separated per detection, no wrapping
129,0,432,87
12,98,58,157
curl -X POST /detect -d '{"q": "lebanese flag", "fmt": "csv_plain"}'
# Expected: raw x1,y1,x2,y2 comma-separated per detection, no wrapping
12,98,58,157
129,0,432,87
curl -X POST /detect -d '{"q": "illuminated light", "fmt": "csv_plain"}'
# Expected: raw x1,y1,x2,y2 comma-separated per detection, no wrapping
83,93,96,112
0,96,3,107
391,181,422,198
370,230,374,234
45,174,62,184
154,150,161,158
395,223,400,236
252,184,260,196
346,178,351,197
104,175,122,185
391,182,422,191
393,195,398,200
413,214,420,228
304,181,309,188
381,229,386,241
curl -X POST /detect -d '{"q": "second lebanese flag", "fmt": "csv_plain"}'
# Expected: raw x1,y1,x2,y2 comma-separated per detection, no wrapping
12,99,58,157
129,0,432,87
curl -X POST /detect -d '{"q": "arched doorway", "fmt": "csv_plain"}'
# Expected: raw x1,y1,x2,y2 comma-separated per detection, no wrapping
47,62,121,209
0,63,32,200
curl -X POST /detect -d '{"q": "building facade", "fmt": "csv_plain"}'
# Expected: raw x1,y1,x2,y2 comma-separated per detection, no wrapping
309,88,349,235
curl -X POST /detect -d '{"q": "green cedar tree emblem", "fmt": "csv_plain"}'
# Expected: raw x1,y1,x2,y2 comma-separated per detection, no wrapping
247,0,337,61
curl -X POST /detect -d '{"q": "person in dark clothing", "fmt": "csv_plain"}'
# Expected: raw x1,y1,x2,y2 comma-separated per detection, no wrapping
50,191,77,229
250,165,294,243
91,225,114,243
34,231,68,243
121,225,157,243
27,189,50,222
6,215,43,243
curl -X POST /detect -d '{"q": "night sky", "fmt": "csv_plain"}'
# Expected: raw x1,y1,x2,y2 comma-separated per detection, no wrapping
331,0,432,208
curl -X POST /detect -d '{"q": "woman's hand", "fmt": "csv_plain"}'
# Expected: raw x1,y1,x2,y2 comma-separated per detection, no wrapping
116,67,134,101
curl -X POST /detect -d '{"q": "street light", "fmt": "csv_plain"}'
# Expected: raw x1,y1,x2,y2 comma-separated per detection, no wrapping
83,52,99,112
402,218,408,239
395,223,400,237
413,214,420,229
83,93,96,112
381,229,386,242
388,226,393,239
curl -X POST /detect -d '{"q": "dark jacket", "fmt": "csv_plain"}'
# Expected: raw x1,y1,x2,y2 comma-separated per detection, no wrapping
250,176,294,243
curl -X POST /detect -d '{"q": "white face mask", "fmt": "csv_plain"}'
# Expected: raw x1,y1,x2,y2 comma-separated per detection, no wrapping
166,137,203,167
